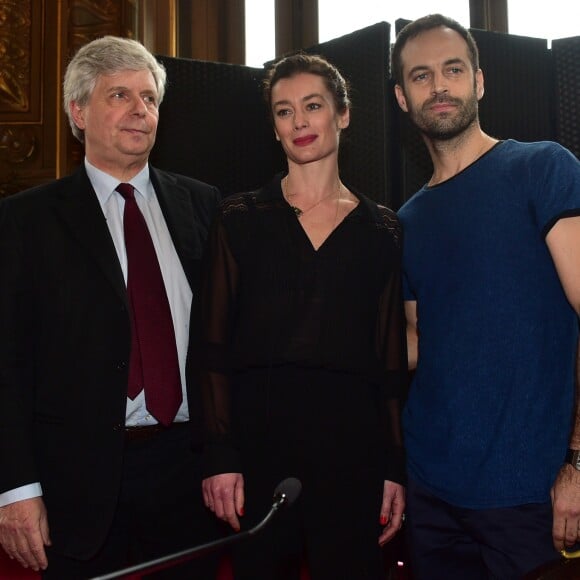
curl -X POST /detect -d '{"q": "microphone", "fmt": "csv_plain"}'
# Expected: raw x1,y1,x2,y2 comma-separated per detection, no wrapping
249,476,301,536
90,477,302,580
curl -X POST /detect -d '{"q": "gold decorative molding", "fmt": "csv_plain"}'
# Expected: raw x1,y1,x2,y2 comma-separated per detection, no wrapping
0,126,37,197
0,1,31,112
69,0,122,49
0,1,162,193
61,0,134,176
0,125,35,163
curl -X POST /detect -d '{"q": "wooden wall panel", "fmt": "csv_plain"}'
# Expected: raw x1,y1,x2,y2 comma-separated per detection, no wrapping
0,0,57,196
61,0,136,176
0,0,137,196
0,0,247,196
182,0,244,64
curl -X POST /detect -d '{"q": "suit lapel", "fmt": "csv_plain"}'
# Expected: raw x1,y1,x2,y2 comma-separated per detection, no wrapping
55,167,127,305
151,167,202,288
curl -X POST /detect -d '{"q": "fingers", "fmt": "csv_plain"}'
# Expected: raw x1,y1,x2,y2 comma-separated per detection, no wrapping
202,473,244,532
215,493,240,532
0,498,49,571
234,478,245,518
378,510,405,546
552,517,580,551
379,524,399,546
378,480,406,546
202,479,213,511
552,509,580,551
565,518,580,549
40,511,52,548
551,465,580,551
18,536,48,572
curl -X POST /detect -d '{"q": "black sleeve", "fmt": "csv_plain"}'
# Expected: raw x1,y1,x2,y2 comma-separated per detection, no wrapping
375,212,408,484
192,210,241,477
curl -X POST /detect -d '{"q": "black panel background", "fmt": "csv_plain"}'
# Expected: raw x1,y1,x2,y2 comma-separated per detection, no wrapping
472,29,554,144
392,19,561,205
552,36,580,158
303,22,394,204
150,58,280,196
151,23,394,204
150,22,578,209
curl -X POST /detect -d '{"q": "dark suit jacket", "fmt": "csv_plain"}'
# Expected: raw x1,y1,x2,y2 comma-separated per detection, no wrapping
0,164,220,559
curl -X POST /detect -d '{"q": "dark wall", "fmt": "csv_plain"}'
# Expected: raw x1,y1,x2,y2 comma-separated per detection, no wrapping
151,22,395,204
303,22,396,205
552,36,580,158
150,58,282,196
393,19,579,206
150,22,580,210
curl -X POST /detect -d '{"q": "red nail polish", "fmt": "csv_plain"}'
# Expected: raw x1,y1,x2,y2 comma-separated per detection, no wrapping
240,507,245,516
380,515,387,525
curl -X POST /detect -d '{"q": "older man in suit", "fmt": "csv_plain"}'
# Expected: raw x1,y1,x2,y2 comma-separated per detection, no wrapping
0,36,221,578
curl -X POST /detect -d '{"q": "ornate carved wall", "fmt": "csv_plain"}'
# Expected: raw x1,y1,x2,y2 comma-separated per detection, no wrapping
0,1,50,196
0,0,246,196
60,0,136,176
0,0,135,197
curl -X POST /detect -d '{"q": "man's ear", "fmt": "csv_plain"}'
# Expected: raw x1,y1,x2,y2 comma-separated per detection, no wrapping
70,101,86,130
394,84,408,112
476,69,485,100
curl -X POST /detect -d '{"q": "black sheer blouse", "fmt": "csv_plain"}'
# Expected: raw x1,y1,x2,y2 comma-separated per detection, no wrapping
193,174,408,482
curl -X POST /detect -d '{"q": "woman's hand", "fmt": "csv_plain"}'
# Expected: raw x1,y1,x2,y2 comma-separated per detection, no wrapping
378,480,406,546
202,473,245,531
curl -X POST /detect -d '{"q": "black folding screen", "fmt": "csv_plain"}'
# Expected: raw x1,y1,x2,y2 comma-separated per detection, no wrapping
302,23,394,204
150,22,579,210
552,36,580,158
393,19,580,205
151,22,393,203
150,58,280,197
473,30,554,143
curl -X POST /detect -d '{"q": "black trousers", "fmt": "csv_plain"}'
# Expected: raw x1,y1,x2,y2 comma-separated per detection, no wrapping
405,476,559,580
43,425,220,580
230,367,386,580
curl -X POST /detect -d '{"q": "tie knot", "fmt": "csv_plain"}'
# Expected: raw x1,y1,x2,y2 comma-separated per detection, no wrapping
116,183,135,200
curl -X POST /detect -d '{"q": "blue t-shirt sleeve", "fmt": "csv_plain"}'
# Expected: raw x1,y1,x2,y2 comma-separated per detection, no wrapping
531,143,580,237
402,270,416,301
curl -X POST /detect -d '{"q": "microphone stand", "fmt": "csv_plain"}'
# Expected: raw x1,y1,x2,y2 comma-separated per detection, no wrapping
90,489,292,579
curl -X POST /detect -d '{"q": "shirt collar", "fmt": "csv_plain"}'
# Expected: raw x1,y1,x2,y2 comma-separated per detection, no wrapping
84,158,151,205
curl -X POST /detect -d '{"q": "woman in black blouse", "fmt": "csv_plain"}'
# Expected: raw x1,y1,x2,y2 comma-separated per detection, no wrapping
195,53,407,579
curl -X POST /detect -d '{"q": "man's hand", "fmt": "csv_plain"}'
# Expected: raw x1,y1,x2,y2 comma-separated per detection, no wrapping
551,463,580,551
378,480,406,546
0,497,50,571
202,473,244,532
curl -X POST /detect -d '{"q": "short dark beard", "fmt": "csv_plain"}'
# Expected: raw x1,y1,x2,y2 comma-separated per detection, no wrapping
407,87,479,141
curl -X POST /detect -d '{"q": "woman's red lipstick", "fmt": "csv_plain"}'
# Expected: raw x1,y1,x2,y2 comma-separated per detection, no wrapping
293,135,317,146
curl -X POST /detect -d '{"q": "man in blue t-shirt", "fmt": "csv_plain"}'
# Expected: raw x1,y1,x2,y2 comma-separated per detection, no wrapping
393,13,580,580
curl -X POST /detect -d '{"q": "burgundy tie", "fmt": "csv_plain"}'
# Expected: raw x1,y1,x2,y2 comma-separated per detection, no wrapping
116,183,182,426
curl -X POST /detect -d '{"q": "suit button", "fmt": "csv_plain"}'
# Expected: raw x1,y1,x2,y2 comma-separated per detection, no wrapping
116,361,127,371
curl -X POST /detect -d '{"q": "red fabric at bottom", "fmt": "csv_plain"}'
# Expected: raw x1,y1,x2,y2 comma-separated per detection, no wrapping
0,550,310,579
0,549,38,580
